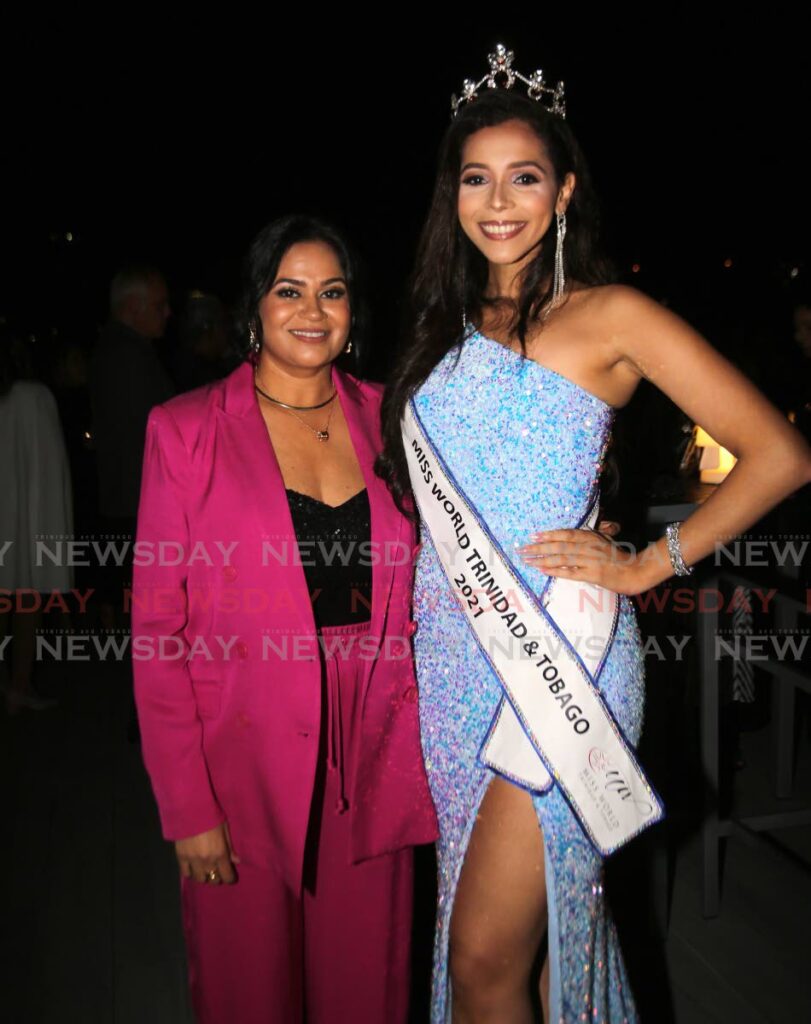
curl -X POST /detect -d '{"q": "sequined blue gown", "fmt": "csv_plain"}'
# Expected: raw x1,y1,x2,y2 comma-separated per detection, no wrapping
412,329,644,1023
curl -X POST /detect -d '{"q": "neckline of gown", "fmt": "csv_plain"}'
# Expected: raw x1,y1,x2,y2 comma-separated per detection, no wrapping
468,329,617,413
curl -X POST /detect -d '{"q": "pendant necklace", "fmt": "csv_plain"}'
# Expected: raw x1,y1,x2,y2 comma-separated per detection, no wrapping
254,375,337,442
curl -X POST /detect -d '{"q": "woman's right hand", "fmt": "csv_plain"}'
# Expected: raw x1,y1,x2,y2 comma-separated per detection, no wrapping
175,822,240,885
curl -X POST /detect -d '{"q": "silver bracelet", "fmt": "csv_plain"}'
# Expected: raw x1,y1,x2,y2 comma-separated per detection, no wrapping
665,522,693,576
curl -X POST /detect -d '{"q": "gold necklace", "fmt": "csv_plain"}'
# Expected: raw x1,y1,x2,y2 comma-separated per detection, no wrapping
254,375,336,442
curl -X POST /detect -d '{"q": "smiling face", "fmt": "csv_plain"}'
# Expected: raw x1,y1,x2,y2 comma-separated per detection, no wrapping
457,118,575,283
257,240,351,374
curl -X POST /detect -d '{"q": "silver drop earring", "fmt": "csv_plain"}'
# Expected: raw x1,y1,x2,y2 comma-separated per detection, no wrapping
552,210,567,307
345,338,353,354
249,320,260,355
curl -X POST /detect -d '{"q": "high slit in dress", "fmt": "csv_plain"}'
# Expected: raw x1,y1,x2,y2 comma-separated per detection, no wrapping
412,329,644,1023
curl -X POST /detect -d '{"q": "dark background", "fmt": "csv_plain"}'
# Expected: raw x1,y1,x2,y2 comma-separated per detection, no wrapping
3,17,811,1023
2,17,809,385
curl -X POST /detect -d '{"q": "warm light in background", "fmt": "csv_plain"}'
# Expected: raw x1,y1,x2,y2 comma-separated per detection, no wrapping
694,426,736,483
631,263,641,274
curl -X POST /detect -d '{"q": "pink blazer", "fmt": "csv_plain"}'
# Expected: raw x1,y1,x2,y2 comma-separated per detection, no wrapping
132,360,438,891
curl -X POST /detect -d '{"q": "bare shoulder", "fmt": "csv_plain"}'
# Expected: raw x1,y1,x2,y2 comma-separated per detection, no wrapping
569,284,700,369
569,283,666,326
545,283,695,405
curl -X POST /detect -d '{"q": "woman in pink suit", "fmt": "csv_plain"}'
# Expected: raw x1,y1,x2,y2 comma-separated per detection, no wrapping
132,215,438,1024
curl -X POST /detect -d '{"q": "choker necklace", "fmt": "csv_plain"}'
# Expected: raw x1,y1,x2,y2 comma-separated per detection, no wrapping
254,380,337,411
254,373,337,442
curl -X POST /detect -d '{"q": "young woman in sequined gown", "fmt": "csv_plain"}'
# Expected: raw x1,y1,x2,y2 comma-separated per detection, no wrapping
378,87,811,1022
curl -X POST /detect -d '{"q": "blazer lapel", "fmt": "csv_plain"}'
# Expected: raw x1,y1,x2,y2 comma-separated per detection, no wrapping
215,361,317,634
214,361,402,692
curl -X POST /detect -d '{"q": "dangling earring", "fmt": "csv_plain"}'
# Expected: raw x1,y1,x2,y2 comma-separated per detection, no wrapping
249,319,260,355
344,338,353,354
461,264,469,334
552,210,567,307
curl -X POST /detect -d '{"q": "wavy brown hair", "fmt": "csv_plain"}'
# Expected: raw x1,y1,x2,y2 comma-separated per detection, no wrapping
376,90,615,513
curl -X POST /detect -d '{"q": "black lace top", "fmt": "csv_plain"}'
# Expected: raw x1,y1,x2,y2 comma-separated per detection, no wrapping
285,487,372,630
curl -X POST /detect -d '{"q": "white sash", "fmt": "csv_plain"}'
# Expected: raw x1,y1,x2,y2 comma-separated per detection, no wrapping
403,399,663,855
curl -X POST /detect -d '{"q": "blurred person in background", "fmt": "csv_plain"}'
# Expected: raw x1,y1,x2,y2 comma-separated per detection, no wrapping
89,265,173,626
0,329,73,713
166,290,236,392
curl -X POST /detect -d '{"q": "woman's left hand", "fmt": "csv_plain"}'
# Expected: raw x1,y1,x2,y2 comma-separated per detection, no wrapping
518,527,650,596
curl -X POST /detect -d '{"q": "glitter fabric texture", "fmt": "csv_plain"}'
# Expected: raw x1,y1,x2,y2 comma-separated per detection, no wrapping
413,330,644,1023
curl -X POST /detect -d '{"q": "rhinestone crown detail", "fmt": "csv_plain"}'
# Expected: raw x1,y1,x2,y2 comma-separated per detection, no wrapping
451,44,566,120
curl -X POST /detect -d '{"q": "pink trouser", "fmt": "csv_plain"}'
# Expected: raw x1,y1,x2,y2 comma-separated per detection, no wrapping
180,622,414,1024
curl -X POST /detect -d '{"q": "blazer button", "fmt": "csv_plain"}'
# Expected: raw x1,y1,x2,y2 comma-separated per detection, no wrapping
236,641,248,659
406,620,418,637
403,685,418,704
222,566,237,581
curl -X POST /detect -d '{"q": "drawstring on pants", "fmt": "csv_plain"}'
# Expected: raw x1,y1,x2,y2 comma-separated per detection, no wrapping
320,619,370,817
326,658,349,815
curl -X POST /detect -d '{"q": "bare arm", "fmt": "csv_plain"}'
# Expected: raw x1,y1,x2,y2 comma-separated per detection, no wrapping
522,286,811,592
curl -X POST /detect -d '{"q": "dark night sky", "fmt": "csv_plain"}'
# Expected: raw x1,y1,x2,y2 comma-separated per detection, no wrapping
3,17,809,373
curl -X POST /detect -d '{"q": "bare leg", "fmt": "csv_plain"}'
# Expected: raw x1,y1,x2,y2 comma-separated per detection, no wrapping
449,775,550,1023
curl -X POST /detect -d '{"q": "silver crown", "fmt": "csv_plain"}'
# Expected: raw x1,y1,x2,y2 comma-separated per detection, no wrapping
450,44,566,119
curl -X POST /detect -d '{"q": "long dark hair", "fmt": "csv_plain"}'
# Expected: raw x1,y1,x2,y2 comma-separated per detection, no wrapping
377,90,615,512
237,214,368,376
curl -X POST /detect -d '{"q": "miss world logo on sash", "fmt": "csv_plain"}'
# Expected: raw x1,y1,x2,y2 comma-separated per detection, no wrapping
402,399,664,855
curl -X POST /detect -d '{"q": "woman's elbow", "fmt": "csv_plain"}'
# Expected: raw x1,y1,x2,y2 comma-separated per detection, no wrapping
773,440,811,492
797,451,811,488
737,434,811,497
